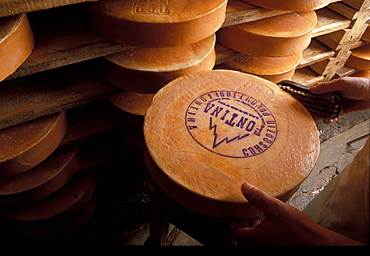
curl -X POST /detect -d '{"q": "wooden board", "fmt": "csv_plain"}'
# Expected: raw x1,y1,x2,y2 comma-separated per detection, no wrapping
100,34,216,93
144,70,320,219
0,60,121,130
240,0,332,11
88,0,227,47
0,14,34,81
7,4,132,80
217,11,317,57
0,111,68,177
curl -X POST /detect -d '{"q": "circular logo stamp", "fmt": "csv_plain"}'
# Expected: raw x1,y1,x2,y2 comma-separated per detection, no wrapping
185,90,277,158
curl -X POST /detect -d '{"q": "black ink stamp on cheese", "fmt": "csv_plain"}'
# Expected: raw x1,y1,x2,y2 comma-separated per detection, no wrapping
185,90,277,158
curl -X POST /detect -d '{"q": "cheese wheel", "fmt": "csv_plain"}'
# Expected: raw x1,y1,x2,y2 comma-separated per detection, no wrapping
362,25,370,42
101,34,216,93
109,91,154,116
222,52,302,83
0,14,34,81
1,171,96,222
345,44,370,70
240,0,331,11
144,70,320,219
88,0,227,47
217,11,317,57
0,147,79,207
0,111,68,178
351,70,370,78
14,194,97,237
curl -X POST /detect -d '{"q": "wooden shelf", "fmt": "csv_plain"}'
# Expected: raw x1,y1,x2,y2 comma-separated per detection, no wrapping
1,0,369,131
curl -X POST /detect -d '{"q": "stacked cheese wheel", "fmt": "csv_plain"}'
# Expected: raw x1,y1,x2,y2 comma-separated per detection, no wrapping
144,70,320,219
240,0,332,11
345,25,370,75
0,13,34,81
217,10,317,83
88,0,227,142
0,113,97,237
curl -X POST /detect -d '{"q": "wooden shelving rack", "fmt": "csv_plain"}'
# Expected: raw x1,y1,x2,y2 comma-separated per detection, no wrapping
0,0,369,245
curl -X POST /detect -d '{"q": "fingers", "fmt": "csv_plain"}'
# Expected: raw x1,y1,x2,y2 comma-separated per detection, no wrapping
310,77,370,101
240,183,282,216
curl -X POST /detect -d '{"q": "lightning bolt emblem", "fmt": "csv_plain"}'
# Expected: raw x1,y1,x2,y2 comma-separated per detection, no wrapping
209,117,250,149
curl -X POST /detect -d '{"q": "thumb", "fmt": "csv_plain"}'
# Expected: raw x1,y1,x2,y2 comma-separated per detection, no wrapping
241,182,282,215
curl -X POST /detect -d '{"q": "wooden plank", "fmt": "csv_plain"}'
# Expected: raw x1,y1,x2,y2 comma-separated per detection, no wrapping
0,60,121,130
298,39,335,68
6,4,132,80
292,66,325,86
312,7,352,37
0,0,97,17
222,0,290,28
342,0,370,11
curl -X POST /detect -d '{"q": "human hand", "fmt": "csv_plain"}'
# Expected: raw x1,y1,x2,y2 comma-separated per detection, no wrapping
310,77,370,124
229,182,362,246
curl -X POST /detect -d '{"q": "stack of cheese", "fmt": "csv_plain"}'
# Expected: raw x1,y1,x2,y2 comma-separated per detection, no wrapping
88,0,227,129
0,13,34,81
217,1,326,83
0,113,97,237
347,25,370,78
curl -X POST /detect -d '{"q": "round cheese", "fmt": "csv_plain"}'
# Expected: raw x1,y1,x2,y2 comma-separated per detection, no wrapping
88,0,227,47
109,91,154,116
0,111,68,178
1,171,96,222
217,11,317,57
240,0,331,11
362,25,369,42
101,34,216,93
222,52,302,83
0,147,79,207
345,44,370,71
144,70,320,219
0,14,34,81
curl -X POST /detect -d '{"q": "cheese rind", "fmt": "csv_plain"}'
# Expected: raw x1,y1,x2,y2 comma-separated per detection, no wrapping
101,34,216,93
240,0,331,11
0,14,34,81
217,11,317,57
144,70,320,219
223,53,302,83
0,111,68,177
88,0,227,47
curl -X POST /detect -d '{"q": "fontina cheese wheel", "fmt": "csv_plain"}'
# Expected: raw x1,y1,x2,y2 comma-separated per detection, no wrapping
144,70,320,219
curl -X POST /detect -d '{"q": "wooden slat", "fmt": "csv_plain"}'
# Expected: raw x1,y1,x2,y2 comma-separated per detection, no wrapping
6,4,132,80
222,0,290,28
0,0,97,17
312,7,352,37
0,60,121,130
292,66,325,86
298,39,335,68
